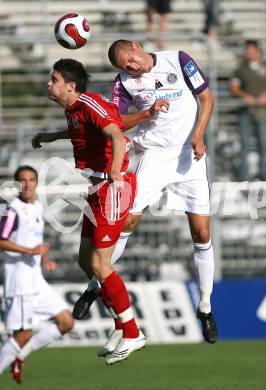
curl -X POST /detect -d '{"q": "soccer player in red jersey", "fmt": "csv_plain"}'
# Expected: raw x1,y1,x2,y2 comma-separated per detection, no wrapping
32,59,168,364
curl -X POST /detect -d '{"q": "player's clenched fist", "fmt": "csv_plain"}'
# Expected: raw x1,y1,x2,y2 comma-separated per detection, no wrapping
150,99,170,114
32,133,53,149
31,242,50,255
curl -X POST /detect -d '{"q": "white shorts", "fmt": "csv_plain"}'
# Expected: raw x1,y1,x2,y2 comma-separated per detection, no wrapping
4,280,67,331
131,147,210,215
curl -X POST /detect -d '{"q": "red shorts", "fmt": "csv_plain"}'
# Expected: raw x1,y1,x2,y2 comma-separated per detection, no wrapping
81,172,137,248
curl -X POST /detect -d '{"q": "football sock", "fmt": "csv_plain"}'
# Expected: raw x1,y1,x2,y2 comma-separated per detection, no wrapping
99,287,122,330
102,271,139,338
17,324,62,360
111,232,131,265
0,337,21,374
193,239,214,314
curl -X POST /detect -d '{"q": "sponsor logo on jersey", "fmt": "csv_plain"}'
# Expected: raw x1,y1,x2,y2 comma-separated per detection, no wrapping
67,115,80,129
143,90,182,100
155,80,163,89
102,234,112,242
166,73,178,84
184,61,204,89
184,61,198,77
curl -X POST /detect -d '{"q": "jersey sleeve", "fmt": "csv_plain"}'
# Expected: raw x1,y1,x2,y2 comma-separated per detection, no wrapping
179,51,209,95
0,206,18,240
230,66,243,87
83,95,123,130
111,74,133,114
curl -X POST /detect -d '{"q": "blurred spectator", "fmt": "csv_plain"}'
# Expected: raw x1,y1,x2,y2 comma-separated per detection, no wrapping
146,0,171,49
230,40,266,181
202,0,219,39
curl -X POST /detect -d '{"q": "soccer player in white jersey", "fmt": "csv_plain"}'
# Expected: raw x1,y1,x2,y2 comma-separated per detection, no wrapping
0,166,74,383
74,40,218,347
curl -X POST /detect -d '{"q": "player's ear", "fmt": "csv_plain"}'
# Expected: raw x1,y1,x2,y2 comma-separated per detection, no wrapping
131,41,140,50
68,81,76,93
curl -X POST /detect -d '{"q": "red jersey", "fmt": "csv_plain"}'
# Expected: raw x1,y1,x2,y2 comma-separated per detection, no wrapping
65,92,129,172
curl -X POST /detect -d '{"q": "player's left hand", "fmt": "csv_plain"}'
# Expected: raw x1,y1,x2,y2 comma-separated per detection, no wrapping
109,171,124,192
42,255,58,272
191,136,206,160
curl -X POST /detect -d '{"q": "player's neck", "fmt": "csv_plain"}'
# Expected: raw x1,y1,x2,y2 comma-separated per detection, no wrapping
65,92,81,109
19,195,36,204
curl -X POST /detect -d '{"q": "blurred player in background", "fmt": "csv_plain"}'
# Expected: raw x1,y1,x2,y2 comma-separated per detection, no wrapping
76,40,218,346
31,59,167,364
145,0,172,49
230,40,266,181
0,166,74,383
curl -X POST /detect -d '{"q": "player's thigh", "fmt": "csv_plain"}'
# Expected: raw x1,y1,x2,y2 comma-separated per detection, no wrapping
123,212,142,232
4,295,34,332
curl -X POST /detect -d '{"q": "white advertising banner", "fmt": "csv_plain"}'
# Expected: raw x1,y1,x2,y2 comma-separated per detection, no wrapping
0,282,202,346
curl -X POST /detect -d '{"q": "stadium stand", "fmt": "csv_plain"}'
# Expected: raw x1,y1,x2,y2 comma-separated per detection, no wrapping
0,0,266,283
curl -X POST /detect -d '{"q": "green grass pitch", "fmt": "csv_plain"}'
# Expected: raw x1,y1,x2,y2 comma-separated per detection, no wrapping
1,341,266,390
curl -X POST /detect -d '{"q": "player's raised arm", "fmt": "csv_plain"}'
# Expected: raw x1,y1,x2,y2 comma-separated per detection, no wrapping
32,130,70,149
120,98,170,130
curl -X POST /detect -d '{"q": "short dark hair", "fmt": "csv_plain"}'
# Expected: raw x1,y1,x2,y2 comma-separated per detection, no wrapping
108,40,132,66
244,39,259,48
53,58,90,92
14,165,38,182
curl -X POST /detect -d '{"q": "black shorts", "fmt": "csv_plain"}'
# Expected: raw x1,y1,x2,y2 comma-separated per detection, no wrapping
147,0,171,14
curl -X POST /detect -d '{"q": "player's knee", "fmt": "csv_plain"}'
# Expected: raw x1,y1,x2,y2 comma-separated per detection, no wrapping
56,310,75,334
123,214,141,232
191,228,210,244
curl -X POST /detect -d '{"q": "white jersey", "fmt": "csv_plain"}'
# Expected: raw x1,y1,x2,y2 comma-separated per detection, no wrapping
112,50,208,151
0,198,45,297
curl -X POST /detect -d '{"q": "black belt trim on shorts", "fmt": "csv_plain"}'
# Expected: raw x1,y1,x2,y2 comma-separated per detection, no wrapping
87,171,126,179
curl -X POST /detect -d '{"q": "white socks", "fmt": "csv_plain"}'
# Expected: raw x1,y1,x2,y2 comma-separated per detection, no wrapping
193,239,214,314
0,337,20,374
17,324,62,361
86,232,132,292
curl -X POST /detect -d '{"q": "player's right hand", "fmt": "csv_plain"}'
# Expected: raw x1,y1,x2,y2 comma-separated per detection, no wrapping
32,133,52,149
109,171,124,192
31,243,50,255
150,99,170,114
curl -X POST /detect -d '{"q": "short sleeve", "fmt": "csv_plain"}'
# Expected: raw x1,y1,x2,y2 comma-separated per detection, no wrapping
230,67,243,86
179,51,209,95
83,95,122,130
0,206,18,240
111,74,133,114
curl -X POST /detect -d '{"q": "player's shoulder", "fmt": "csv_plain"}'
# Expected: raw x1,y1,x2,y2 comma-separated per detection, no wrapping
8,197,21,211
79,92,105,103
155,50,181,59
78,92,111,110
